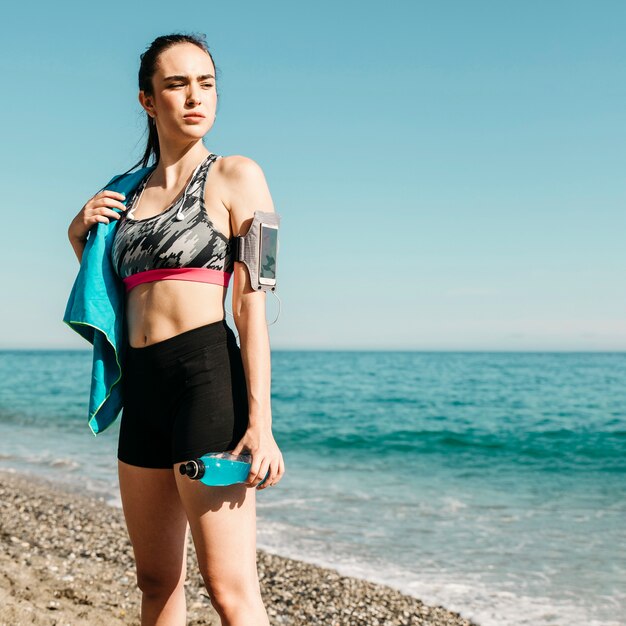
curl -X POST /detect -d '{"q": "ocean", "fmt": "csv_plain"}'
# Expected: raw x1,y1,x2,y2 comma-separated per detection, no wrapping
0,347,624,626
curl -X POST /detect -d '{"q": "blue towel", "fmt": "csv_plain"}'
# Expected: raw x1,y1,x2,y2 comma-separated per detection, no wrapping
63,165,155,436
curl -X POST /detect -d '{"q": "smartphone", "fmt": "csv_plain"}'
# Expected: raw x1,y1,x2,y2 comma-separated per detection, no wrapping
258,222,279,288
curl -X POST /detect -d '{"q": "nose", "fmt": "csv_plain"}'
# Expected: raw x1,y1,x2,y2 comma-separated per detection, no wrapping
186,82,202,105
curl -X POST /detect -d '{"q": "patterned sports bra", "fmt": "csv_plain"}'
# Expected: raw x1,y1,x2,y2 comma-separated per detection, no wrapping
112,153,234,293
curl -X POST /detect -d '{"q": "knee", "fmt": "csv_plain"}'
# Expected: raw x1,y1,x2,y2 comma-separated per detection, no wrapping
202,573,262,616
137,568,185,598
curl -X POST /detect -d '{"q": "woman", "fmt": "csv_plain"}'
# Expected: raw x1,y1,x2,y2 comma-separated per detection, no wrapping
67,33,284,626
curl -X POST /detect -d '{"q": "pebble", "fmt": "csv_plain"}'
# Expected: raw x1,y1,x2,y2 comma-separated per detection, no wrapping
0,469,479,625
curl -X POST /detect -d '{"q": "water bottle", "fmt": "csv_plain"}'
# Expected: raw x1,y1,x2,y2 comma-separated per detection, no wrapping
178,452,269,487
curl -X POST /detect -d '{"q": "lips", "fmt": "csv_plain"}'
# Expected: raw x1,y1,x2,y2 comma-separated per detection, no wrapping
184,113,205,119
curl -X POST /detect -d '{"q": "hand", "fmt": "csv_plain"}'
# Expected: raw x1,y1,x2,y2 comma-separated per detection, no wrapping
67,189,127,243
229,424,285,490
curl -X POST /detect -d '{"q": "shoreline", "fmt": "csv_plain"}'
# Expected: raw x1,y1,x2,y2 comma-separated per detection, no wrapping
0,469,479,625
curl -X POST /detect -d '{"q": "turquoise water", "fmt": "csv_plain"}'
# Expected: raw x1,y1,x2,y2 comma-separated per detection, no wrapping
0,348,624,626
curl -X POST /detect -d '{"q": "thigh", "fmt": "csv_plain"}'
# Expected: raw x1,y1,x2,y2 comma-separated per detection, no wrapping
173,467,260,597
118,347,177,469
171,336,249,463
118,460,190,590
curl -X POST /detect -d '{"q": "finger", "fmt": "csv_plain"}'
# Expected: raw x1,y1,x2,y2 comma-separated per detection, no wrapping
258,475,273,489
92,197,128,212
247,465,261,485
272,456,285,485
227,445,246,457
257,460,275,489
257,458,273,486
268,458,281,484
247,456,266,485
91,207,125,221
276,454,285,478
97,189,126,201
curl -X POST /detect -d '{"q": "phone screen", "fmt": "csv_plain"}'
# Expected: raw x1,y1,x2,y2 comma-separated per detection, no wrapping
259,224,278,281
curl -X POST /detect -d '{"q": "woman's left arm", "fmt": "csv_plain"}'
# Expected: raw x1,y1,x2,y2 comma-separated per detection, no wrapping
223,155,285,490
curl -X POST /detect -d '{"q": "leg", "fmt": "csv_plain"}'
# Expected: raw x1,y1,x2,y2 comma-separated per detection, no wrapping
118,460,190,626
169,321,268,624
174,467,269,626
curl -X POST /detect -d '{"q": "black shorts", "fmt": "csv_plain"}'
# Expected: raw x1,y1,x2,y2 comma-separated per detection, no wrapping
117,319,249,469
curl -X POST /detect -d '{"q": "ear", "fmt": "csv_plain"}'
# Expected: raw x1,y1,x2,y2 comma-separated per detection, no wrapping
138,90,156,119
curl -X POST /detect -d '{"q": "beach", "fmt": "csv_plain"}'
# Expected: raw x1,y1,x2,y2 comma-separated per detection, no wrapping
0,469,477,626
2,350,624,624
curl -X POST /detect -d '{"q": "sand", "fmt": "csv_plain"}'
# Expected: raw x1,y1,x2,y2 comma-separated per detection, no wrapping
0,469,478,625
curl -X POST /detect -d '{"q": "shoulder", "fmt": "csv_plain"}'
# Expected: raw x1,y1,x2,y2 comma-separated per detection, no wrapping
214,155,274,215
216,154,267,188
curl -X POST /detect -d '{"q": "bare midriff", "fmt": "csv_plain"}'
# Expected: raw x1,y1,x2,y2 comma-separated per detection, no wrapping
125,279,229,348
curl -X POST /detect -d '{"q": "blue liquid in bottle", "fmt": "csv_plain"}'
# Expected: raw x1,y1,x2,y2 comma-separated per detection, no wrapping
179,452,269,487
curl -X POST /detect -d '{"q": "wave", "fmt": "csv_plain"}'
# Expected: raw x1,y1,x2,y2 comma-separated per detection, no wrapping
280,427,626,470
0,451,81,472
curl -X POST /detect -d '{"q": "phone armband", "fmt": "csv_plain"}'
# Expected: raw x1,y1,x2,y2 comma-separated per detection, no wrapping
234,211,281,292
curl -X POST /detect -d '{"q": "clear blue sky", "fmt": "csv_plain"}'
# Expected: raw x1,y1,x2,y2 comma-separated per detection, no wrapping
1,0,624,350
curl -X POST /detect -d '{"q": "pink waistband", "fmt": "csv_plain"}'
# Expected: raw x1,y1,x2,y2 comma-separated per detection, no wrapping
122,267,232,293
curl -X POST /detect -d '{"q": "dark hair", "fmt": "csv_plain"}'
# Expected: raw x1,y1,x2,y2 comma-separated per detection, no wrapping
113,33,219,182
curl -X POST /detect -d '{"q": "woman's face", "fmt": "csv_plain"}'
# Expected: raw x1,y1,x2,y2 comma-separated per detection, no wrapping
141,42,218,145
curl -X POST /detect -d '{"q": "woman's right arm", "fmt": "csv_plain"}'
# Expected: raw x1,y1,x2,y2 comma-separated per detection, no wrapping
68,234,88,263
67,189,128,264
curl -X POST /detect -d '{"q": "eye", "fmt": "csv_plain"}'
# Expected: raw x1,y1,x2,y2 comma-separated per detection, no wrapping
202,83,214,88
